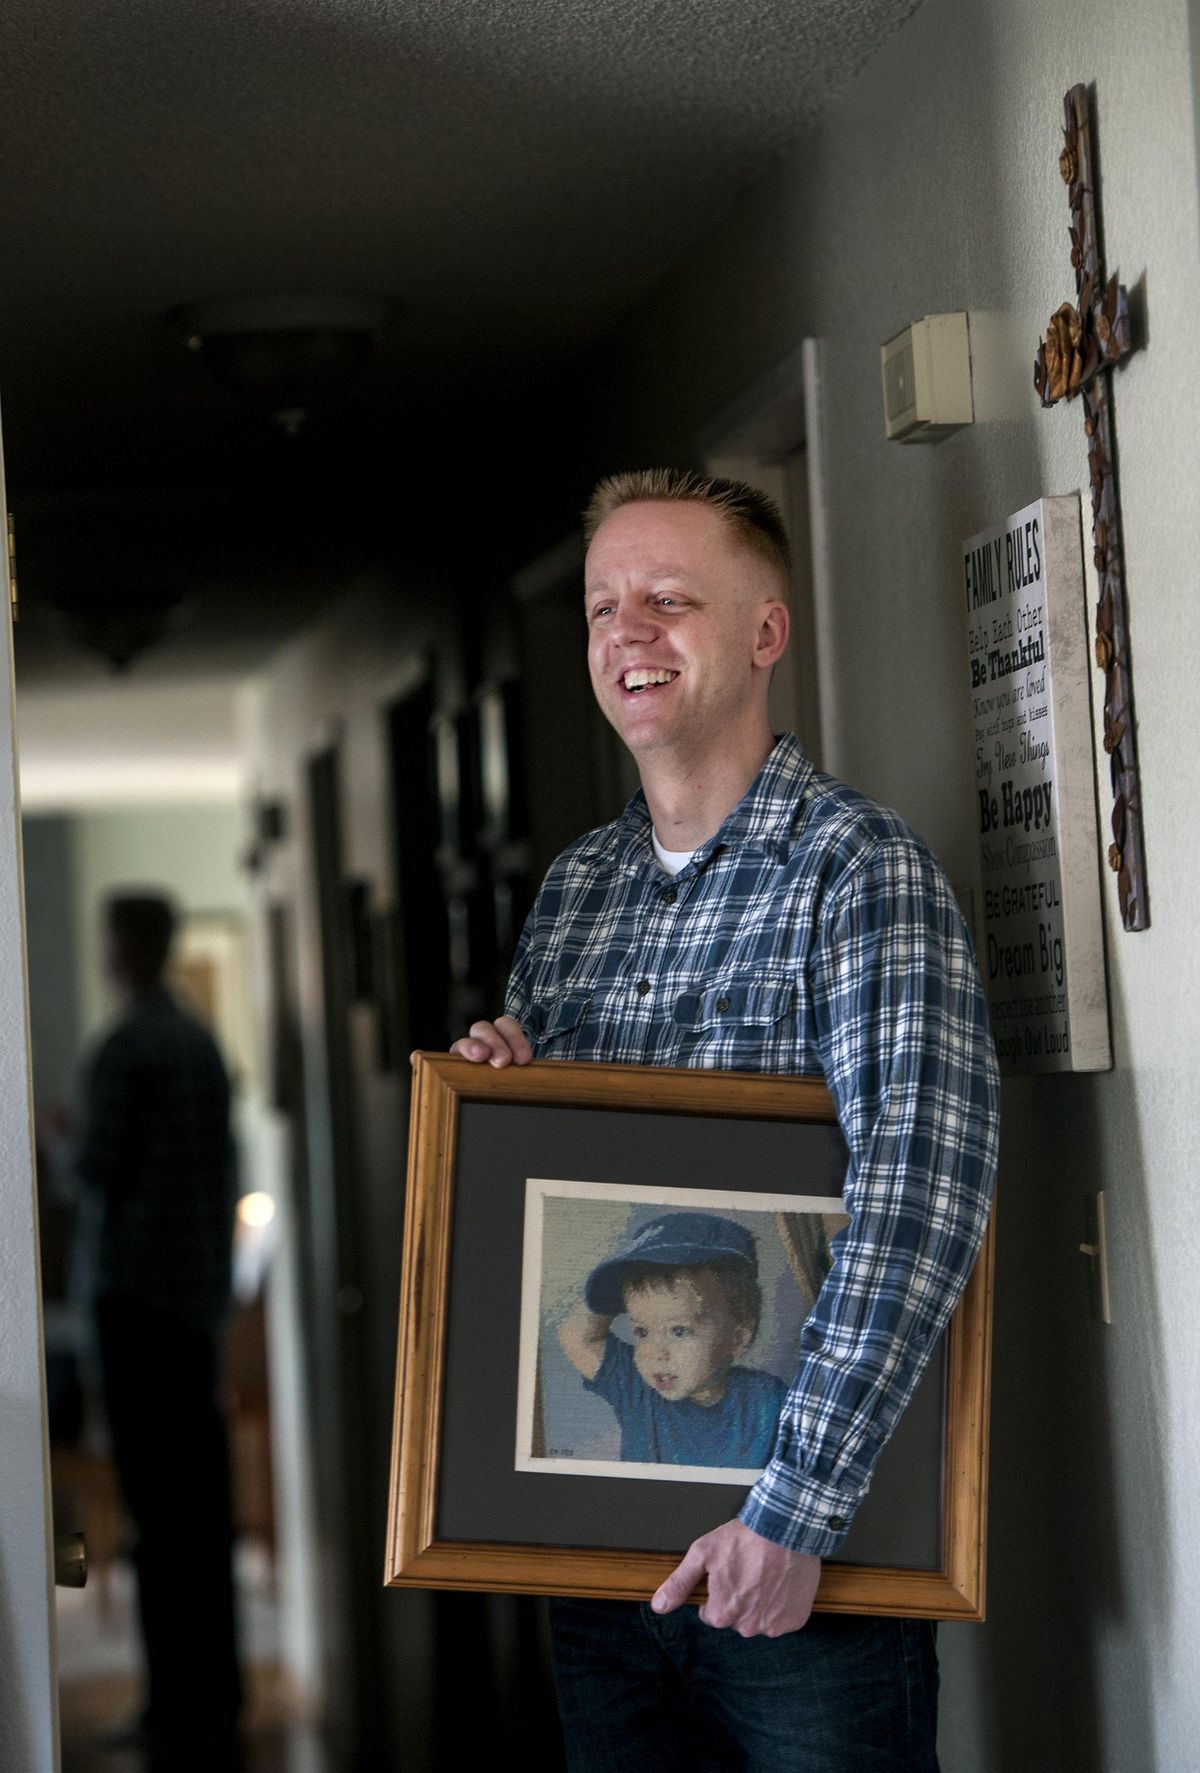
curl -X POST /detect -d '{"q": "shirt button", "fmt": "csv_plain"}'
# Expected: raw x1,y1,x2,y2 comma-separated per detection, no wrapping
715,996,730,1012
635,979,651,996
827,1515,846,1532
663,888,677,904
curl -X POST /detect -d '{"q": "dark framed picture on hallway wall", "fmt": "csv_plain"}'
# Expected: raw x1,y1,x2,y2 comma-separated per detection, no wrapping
385,1056,995,1621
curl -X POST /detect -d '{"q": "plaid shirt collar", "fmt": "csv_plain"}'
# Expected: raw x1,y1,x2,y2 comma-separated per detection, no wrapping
593,732,816,877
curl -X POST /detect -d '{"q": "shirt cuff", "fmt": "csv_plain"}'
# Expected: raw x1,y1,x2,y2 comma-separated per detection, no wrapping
737,1458,867,1558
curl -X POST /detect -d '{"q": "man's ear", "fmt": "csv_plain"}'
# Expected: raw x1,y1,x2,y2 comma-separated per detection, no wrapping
751,600,790,672
732,1321,754,1360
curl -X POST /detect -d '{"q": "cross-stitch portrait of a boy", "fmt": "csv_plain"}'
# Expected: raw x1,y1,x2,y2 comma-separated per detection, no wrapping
515,1180,847,1484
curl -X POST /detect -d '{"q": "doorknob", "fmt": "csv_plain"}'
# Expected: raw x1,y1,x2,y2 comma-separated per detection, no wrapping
55,1532,87,1589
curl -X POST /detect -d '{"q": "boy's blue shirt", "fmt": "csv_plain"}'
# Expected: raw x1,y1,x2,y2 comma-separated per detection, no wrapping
586,1334,786,1469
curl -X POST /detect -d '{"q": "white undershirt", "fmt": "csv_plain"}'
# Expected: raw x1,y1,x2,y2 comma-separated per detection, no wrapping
651,829,696,877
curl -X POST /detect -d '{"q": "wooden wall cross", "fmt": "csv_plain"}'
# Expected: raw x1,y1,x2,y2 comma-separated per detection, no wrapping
1034,83,1147,930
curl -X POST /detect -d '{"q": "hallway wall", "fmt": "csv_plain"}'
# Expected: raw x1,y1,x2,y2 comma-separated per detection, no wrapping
22,801,248,1095
574,0,1200,1766
241,562,517,1766
69,801,247,1046
238,509,608,1766
243,585,437,1759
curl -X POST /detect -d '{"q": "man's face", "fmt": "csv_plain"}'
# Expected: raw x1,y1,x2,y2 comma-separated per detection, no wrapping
584,500,788,758
624,1271,752,1406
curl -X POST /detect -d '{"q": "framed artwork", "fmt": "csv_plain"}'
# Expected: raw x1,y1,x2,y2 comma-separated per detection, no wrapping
169,912,255,1087
386,1056,994,1620
516,1175,847,1485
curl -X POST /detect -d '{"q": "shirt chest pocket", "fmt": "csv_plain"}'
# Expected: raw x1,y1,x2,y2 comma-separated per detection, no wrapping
532,993,593,1059
671,975,797,1068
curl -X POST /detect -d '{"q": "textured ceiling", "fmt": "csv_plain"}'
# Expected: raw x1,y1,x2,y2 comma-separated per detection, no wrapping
2,0,921,682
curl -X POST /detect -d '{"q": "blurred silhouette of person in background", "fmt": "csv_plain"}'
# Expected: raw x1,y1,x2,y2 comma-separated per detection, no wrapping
72,891,242,1763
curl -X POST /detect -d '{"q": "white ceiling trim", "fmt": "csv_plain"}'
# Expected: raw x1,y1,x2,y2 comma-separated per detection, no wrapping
17,681,246,810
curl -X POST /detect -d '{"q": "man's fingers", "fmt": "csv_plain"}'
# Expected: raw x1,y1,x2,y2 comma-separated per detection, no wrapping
697,1591,743,1632
493,1017,533,1064
651,1541,709,1615
449,1019,532,1066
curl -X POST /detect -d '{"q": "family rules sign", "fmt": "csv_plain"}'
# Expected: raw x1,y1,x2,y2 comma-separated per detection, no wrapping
965,496,1110,1073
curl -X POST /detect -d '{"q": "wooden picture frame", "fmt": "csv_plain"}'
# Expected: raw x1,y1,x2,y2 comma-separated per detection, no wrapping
386,1054,993,1621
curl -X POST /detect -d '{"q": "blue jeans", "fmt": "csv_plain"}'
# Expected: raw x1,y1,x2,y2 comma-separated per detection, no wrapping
548,1598,938,1772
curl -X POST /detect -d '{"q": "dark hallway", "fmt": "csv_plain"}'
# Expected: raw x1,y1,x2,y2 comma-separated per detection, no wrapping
6,6,914,1767
5,3,1197,1771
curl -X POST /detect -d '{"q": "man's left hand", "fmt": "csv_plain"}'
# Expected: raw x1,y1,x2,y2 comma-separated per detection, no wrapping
651,1520,821,1638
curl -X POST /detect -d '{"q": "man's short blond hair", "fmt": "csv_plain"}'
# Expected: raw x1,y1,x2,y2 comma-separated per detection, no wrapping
583,468,792,592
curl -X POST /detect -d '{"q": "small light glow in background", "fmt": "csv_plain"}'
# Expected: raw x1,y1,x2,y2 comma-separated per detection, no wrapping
237,1191,276,1229
233,1191,278,1300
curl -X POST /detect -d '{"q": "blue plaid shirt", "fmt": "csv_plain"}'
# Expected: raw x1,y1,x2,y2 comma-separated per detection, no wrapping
74,987,237,1335
506,733,999,1558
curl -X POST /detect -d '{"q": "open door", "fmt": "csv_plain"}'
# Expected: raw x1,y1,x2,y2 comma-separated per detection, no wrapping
700,339,840,774
0,406,61,1766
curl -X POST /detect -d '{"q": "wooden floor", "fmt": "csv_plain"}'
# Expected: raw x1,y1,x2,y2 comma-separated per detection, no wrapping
57,1546,328,1773
60,1665,327,1772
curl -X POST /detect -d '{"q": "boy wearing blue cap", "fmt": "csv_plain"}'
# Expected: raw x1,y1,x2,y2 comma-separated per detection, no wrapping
558,1211,786,1469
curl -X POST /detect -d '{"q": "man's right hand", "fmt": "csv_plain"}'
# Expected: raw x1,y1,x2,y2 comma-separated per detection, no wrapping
449,1017,532,1067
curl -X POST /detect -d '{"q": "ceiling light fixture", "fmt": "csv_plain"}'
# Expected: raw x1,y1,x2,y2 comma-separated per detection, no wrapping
40,580,191,674
175,294,391,436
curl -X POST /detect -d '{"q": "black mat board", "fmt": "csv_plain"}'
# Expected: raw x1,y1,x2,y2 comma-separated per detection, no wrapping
436,1101,943,1571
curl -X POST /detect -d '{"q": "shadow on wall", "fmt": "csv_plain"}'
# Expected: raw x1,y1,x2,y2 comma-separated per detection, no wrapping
928,309,1167,1773
973,1056,1166,1773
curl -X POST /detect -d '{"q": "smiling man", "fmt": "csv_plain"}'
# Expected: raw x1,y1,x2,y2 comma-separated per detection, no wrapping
452,469,999,1772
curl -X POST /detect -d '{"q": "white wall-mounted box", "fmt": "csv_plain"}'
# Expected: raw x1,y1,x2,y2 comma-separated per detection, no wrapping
880,312,974,443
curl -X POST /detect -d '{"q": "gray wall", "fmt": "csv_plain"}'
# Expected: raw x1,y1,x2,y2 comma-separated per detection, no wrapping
69,801,247,1042
576,0,1200,1766
22,801,247,1101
